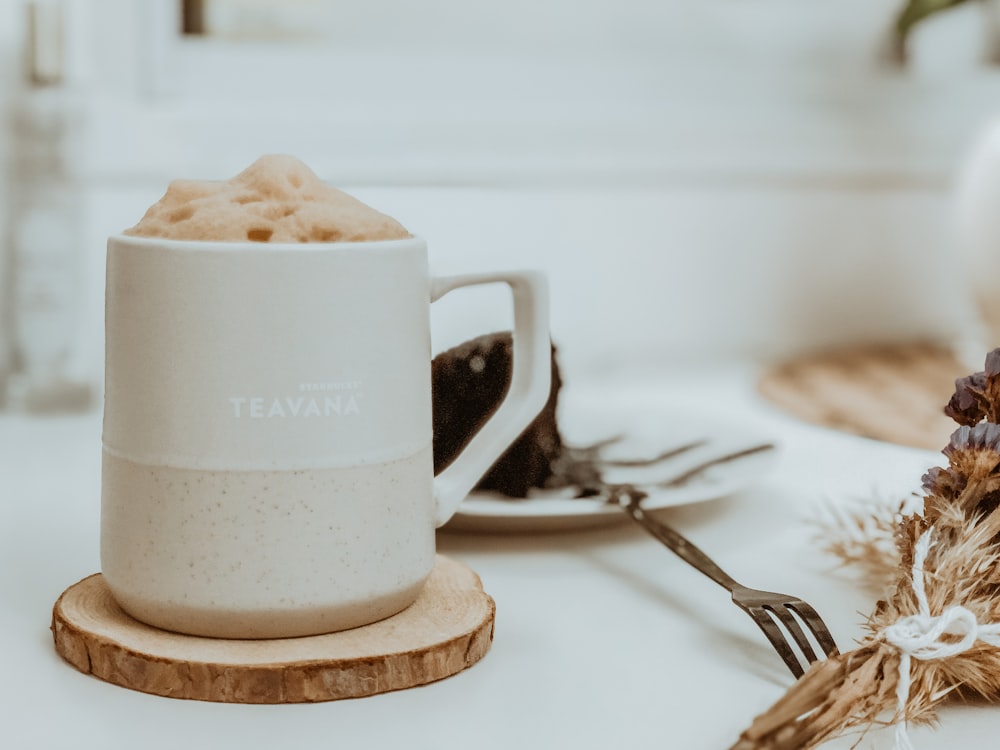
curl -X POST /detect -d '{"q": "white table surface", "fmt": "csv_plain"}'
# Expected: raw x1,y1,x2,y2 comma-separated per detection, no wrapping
2,365,994,750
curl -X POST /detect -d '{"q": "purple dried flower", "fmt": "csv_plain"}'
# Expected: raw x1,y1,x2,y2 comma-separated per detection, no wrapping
945,422,1000,453
983,348,1000,420
946,349,1000,426
921,465,966,501
942,423,1000,481
986,349,1000,378
945,372,989,426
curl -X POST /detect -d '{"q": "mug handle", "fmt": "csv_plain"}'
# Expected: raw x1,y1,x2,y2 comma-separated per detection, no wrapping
430,270,551,527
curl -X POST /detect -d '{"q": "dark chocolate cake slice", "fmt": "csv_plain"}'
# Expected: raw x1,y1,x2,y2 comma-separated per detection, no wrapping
432,332,563,497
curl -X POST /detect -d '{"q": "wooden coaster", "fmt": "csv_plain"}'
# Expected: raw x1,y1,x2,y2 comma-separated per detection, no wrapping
51,555,494,703
757,341,967,452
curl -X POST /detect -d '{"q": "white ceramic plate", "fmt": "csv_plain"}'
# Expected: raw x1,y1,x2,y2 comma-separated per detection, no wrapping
443,390,780,533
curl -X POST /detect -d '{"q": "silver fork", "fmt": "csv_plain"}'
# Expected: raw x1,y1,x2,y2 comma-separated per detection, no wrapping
612,486,839,678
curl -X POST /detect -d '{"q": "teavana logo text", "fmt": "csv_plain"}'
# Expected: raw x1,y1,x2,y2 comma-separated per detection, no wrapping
229,382,363,418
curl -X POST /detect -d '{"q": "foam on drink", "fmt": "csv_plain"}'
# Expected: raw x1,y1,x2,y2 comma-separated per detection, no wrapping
124,154,410,243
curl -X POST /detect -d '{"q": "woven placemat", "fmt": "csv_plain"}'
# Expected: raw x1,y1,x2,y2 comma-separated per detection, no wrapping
757,342,966,452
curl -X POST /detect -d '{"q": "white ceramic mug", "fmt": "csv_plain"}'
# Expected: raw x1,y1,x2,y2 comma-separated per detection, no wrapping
100,234,550,638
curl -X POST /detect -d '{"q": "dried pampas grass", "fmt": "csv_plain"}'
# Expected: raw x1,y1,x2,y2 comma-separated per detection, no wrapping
733,350,1000,749
814,494,912,589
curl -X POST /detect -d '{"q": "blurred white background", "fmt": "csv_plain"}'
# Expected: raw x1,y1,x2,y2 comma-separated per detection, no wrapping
3,0,1000,412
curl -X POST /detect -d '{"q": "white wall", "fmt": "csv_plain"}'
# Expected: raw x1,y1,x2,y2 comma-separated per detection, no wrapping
0,0,25,399
84,181,972,383
4,0,1000,402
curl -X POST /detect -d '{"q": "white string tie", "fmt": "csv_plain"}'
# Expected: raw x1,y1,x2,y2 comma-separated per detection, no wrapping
882,531,1000,750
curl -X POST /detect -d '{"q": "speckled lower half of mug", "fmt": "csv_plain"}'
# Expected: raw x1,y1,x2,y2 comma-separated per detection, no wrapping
100,445,436,639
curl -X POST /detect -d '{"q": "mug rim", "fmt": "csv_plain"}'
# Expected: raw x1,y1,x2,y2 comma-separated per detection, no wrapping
108,233,426,253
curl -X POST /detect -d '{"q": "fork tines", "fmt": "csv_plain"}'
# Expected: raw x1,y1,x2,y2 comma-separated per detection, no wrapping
738,596,839,678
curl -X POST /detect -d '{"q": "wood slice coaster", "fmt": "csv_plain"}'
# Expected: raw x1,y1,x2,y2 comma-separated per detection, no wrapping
757,342,967,452
51,555,494,704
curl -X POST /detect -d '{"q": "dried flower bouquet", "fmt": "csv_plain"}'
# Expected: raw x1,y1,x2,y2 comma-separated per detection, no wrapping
733,349,1000,749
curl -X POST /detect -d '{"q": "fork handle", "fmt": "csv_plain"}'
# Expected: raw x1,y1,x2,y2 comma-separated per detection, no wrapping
622,500,741,592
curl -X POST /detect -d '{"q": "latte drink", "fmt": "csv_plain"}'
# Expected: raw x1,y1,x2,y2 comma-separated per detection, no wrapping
101,156,551,638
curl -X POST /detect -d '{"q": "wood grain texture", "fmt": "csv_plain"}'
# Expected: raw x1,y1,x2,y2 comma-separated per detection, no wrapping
52,555,494,703
758,342,966,452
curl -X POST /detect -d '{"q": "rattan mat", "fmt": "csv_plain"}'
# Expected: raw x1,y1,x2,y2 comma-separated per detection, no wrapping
757,342,966,452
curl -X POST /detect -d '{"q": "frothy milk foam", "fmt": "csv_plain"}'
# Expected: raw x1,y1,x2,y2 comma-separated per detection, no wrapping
103,156,434,638
125,154,410,243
